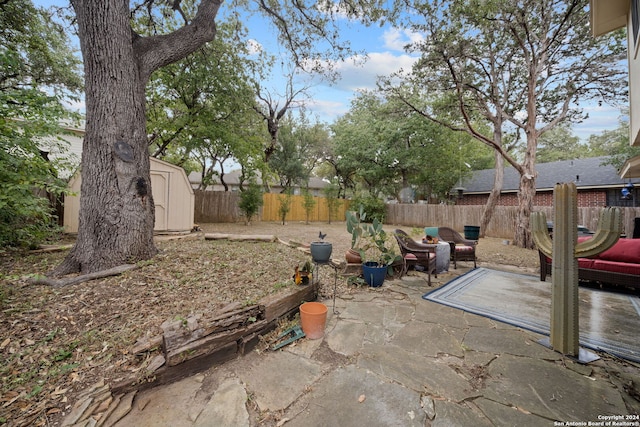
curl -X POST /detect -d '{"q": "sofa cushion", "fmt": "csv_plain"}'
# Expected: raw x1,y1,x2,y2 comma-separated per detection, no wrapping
591,259,640,276
578,258,596,269
597,238,640,264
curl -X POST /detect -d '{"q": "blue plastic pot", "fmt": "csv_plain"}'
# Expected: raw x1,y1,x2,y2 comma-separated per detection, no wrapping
362,261,387,287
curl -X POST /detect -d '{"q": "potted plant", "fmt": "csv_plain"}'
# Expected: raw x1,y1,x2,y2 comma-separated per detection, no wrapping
345,207,367,264
358,219,401,287
293,260,313,285
310,231,332,263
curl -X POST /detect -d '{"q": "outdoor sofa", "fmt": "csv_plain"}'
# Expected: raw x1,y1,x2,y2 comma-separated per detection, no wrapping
539,236,640,290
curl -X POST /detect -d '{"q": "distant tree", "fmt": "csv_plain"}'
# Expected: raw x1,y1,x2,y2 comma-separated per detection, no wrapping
586,113,640,169
269,113,329,192
238,182,263,225
535,124,583,163
301,188,316,224
323,181,341,224
254,72,309,163
0,0,82,247
142,16,263,189
278,189,293,225
389,0,626,248
331,91,478,202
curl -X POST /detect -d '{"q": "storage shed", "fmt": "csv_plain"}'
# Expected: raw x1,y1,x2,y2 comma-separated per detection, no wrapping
64,157,195,233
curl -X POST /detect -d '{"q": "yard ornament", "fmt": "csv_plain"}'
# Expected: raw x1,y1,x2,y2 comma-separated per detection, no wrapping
531,182,621,361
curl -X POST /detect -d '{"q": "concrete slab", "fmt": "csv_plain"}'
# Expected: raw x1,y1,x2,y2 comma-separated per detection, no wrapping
391,320,466,358
483,353,627,421
237,351,325,411
431,399,493,427
463,327,562,360
358,343,480,401
325,320,367,356
414,300,472,329
382,301,414,325
113,375,205,427
285,334,323,358
474,397,548,427
283,365,426,427
193,378,249,427
339,300,385,323
462,350,497,367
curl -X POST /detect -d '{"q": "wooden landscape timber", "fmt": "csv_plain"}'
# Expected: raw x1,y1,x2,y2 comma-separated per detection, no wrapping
112,281,319,395
204,233,276,242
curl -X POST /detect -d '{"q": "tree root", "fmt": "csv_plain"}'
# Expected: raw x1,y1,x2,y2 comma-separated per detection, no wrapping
29,264,139,287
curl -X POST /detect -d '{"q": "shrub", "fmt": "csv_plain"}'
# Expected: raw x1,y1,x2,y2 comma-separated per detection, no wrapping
350,194,386,223
238,182,263,224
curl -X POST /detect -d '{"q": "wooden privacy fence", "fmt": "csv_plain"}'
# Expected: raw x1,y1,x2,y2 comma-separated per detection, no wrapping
194,191,350,224
194,191,640,238
385,204,640,238
261,193,350,223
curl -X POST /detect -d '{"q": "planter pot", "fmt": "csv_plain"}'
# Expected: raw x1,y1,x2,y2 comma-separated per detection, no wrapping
362,261,387,287
464,225,480,240
345,248,362,264
310,241,332,263
299,302,328,339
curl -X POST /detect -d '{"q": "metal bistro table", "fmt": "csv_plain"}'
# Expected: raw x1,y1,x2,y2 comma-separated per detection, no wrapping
312,259,340,314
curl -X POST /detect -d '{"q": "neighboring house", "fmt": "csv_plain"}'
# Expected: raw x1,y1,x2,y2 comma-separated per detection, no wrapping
590,0,640,176
188,169,329,196
455,157,640,208
32,120,84,179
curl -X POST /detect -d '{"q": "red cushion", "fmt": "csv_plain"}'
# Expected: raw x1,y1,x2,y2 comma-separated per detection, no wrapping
455,245,474,253
405,254,418,260
578,258,596,269
597,239,640,264
592,259,640,276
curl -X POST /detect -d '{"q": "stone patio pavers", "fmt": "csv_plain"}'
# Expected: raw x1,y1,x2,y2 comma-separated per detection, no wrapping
108,273,640,427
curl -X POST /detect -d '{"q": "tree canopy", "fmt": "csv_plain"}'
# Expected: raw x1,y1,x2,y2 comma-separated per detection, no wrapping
385,0,627,247
0,0,82,247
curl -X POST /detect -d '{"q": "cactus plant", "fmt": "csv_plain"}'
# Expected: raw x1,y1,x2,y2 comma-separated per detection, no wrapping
531,182,622,357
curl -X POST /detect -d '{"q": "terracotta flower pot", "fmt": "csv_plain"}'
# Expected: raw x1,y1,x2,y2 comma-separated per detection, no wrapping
299,302,328,339
345,248,362,264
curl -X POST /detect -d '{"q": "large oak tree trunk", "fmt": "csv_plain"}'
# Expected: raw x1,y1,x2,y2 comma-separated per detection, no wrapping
514,130,538,249
53,0,220,276
480,151,504,238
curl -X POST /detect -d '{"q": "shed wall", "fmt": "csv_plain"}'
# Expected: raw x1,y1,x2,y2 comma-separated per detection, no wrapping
63,158,194,233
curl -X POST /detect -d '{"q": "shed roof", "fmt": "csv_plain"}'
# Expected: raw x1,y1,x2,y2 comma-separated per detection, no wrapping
461,156,640,194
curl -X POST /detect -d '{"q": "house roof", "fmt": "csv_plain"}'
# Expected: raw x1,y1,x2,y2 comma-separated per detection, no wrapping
461,156,640,194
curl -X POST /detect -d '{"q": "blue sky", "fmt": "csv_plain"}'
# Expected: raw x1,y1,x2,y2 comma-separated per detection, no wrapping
35,0,625,142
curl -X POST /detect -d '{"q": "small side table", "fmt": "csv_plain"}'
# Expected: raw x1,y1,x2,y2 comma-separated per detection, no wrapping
421,240,451,273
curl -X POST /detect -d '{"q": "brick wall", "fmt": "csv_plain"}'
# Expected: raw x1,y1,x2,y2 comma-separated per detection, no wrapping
455,189,607,208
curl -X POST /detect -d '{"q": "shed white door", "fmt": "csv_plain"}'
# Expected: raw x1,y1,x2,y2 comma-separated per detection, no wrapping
151,171,169,231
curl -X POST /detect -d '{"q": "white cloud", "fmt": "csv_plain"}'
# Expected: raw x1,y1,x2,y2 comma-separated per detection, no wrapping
382,28,424,52
305,98,350,121
574,105,624,139
328,51,419,92
246,39,263,55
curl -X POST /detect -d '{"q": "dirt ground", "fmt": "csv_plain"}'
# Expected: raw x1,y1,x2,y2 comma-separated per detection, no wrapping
0,221,539,426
